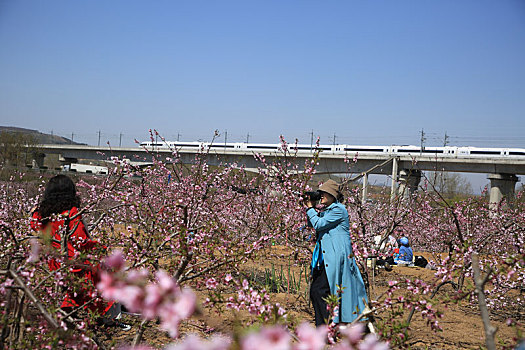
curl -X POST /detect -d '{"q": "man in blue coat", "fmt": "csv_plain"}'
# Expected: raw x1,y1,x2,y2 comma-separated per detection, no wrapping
305,179,368,326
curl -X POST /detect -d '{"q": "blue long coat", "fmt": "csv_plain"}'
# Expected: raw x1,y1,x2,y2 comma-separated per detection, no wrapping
307,202,368,323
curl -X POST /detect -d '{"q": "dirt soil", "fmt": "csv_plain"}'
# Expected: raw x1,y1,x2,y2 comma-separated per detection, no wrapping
100,246,523,349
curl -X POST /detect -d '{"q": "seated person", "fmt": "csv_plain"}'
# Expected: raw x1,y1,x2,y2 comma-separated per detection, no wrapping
374,234,397,269
30,175,128,329
394,237,413,265
374,233,396,255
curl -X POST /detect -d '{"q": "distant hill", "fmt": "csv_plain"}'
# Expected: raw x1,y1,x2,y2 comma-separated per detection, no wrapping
0,126,85,145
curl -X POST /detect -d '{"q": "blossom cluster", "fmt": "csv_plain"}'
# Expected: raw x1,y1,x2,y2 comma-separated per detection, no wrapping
97,250,196,338
204,274,286,322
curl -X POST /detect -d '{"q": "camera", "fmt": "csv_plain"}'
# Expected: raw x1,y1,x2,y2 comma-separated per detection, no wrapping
304,191,322,201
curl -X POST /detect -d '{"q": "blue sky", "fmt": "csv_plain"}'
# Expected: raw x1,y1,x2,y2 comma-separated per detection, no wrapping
1,0,524,150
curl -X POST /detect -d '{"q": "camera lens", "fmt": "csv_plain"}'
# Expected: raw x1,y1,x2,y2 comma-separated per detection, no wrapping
305,191,321,201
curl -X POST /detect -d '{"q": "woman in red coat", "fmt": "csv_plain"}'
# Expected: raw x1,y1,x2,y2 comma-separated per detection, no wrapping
30,175,117,319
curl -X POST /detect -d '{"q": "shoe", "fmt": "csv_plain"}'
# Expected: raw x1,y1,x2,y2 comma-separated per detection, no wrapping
384,262,393,272
99,318,132,331
337,324,348,331
113,321,132,331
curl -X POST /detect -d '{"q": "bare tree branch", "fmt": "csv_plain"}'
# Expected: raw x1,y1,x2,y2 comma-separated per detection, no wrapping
1,224,19,250
471,253,497,350
174,251,194,281
132,319,149,347
8,269,59,329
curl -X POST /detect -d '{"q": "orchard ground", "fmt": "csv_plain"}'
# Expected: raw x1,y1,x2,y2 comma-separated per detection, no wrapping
100,245,519,349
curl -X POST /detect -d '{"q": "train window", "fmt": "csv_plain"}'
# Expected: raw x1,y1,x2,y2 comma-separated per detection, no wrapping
470,151,501,155
174,144,201,147
210,144,235,148
422,150,444,154
247,145,278,149
509,151,525,156
397,149,420,153
344,148,384,152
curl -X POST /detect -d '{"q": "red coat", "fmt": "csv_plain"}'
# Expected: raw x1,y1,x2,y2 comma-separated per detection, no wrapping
31,207,112,313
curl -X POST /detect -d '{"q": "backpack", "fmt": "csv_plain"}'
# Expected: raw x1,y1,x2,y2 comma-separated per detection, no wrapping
414,255,428,268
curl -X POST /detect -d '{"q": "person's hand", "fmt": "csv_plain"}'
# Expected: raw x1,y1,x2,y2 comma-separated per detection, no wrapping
304,198,314,209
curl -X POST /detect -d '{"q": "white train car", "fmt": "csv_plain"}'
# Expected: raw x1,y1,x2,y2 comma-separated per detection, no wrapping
140,141,244,151
138,141,525,158
63,163,108,175
140,141,206,151
456,147,504,157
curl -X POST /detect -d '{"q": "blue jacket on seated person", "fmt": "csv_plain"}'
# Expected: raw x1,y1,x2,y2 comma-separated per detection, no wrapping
394,237,413,263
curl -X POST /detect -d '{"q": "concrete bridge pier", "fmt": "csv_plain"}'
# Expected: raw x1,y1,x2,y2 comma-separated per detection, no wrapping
32,152,46,169
397,169,422,198
361,173,369,204
390,157,399,199
488,173,519,208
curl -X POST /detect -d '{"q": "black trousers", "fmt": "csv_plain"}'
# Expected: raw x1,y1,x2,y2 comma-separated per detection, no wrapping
376,256,395,266
310,264,331,326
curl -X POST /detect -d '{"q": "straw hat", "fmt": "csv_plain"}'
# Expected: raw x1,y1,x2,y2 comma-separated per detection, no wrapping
318,179,341,201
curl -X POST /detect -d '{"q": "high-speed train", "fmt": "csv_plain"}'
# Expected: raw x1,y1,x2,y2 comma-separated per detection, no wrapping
139,141,525,158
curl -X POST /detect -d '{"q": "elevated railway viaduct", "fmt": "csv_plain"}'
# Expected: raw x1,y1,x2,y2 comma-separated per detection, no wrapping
33,144,525,206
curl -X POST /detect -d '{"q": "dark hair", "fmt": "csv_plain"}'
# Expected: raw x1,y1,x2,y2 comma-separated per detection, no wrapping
38,175,81,224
